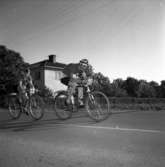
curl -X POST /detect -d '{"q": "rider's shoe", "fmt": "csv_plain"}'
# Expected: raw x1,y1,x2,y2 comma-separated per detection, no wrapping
23,106,29,115
67,103,78,112
72,105,78,113
79,99,84,106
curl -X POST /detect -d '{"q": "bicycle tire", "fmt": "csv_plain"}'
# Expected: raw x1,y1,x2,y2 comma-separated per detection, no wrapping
8,95,21,119
54,91,72,120
29,94,45,120
85,91,110,122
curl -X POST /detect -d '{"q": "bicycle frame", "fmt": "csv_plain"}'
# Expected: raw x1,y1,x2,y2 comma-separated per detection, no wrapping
73,83,92,107
8,88,44,120
17,89,36,113
54,82,110,121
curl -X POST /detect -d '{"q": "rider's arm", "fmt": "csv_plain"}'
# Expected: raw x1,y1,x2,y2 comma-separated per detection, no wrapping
87,65,94,77
28,75,34,88
71,73,77,79
85,65,94,85
19,80,24,89
29,79,34,88
28,75,35,94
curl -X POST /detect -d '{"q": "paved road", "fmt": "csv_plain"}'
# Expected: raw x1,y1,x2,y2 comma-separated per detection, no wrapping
0,108,165,167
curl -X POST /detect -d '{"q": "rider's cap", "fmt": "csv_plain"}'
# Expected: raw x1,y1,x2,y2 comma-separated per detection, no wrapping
79,59,88,65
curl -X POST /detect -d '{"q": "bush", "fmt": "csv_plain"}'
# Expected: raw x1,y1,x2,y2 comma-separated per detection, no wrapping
109,97,165,111
38,86,54,105
0,95,8,108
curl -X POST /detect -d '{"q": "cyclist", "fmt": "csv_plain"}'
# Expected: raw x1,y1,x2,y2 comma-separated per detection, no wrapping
61,58,94,106
17,68,35,110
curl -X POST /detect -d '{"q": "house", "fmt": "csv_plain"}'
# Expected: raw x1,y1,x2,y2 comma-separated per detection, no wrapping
30,55,67,92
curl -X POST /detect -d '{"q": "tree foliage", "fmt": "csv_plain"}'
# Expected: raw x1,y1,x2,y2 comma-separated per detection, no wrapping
0,45,29,94
92,73,163,98
92,72,111,96
110,79,127,97
124,77,139,97
160,80,165,98
137,80,156,98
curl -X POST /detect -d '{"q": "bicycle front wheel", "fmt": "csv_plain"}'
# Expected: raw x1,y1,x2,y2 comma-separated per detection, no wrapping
8,95,21,119
29,94,45,120
85,91,110,122
54,91,72,120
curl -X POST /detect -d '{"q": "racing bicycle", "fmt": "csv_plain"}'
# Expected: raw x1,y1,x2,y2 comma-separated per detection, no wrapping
54,82,111,122
8,89,45,120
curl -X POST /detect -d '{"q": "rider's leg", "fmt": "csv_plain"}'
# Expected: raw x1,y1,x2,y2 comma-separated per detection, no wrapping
67,86,74,105
19,90,29,114
22,92,29,115
67,86,78,112
67,81,77,104
77,87,84,105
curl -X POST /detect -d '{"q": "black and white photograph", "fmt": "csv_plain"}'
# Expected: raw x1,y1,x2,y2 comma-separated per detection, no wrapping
0,0,165,166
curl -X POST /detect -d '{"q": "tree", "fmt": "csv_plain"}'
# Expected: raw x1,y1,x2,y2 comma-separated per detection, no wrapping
112,78,125,88
137,80,156,98
0,45,29,95
124,77,139,97
92,72,111,96
160,80,165,98
149,81,160,97
110,78,127,97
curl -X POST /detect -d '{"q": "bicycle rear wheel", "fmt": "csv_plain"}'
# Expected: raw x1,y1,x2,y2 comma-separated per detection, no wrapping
85,91,110,122
54,91,72,120
8,94,21,119
29,94,45,120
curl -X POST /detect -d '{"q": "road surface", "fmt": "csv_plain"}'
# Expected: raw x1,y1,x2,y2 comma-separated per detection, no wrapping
0,108,165,167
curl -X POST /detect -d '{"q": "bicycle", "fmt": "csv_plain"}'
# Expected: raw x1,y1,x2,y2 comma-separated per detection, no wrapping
8,89,45,120
54,81,111,122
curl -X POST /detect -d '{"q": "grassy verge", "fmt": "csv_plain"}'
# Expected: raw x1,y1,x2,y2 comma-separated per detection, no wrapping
1,95,164,111
43,97,165,111
109,97,165,111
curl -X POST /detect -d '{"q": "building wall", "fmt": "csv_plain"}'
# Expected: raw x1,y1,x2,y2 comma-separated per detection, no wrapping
44,69,67,92
30,66,45,90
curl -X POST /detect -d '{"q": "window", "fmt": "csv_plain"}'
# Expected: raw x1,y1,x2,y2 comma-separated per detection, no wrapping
54,71,62,80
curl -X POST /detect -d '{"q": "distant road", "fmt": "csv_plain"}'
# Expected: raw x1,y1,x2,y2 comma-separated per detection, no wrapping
0,108,165,167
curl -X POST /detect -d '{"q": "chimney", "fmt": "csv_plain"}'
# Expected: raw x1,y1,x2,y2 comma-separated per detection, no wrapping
48,55,56,63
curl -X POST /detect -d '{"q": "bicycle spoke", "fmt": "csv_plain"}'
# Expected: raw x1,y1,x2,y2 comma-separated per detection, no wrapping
86,91,110,122
29,95,44,120
8,96,21,119
54,91,72,120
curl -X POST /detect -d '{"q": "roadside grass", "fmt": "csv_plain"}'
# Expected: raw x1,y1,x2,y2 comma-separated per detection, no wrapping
1,95,165,112
43,97,165,111
109,97,165,111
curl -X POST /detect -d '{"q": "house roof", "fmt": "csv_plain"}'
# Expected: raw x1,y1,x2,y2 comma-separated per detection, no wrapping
30,60,66,69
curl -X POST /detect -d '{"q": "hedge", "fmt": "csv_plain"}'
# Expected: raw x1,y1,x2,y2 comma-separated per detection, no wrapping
109,97,165,111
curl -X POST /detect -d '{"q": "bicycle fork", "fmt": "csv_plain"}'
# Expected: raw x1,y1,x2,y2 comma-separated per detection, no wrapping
88,94,101,118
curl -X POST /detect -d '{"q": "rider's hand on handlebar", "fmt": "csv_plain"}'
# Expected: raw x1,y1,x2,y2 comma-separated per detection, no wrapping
29,87,35,95
72,74,79,79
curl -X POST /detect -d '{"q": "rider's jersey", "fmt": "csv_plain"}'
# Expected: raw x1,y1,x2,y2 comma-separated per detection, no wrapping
19,75,33,90
63,63,93,79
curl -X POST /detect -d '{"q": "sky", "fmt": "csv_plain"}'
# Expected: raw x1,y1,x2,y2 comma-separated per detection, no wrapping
0,0,165,83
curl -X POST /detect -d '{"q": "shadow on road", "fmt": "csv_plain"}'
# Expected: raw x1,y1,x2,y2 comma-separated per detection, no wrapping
0,107,139,132
0,110,96,132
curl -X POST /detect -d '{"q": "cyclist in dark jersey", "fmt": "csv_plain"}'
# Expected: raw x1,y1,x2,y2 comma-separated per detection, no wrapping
61,59,93,105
